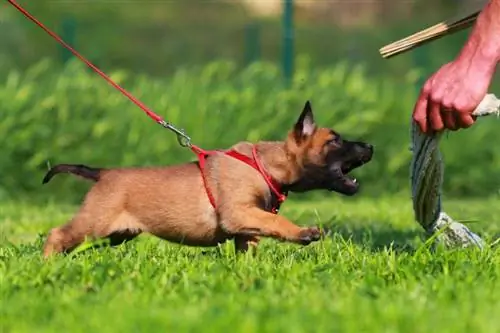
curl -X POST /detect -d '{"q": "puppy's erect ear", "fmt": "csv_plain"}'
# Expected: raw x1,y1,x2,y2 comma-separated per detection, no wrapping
293,100,316,142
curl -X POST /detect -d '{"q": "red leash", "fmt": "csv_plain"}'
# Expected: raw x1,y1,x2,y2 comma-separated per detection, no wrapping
6,0,191,146
7,0,287,213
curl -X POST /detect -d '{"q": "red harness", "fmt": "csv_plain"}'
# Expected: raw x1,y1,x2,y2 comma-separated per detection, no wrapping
190,145,287,214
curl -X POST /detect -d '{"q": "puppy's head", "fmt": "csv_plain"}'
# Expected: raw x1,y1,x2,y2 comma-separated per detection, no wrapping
284,101,373,196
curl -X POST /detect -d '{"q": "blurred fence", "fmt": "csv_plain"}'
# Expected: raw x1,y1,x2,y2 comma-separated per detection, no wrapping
0,0,489,81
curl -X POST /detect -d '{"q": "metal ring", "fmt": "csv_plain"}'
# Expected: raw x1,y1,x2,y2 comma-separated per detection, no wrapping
176,133,191,147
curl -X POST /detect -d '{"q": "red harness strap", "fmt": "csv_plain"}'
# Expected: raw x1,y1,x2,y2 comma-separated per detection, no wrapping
190,145,287,214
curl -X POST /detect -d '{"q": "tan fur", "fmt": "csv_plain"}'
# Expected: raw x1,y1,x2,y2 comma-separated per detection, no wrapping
42,103,368,258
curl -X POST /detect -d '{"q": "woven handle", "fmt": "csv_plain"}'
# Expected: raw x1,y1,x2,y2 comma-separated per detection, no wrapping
410,93,499,249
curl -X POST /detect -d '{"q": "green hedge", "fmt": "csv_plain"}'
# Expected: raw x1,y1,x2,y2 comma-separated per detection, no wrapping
0,59,498,203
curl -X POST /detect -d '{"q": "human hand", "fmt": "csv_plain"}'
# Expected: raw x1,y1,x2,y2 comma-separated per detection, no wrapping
412,56,496,134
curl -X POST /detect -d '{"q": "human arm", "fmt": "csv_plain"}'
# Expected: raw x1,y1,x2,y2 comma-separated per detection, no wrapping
412,0,500,133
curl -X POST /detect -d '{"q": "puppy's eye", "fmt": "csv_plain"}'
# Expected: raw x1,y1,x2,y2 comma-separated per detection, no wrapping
327,136,342,145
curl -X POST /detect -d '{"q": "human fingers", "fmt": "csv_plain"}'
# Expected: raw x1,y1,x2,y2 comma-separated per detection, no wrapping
442,109,458,131
429,101,444,132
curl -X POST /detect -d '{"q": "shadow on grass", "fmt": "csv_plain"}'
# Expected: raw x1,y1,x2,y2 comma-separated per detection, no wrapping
323,221,423,254
14,223,495,260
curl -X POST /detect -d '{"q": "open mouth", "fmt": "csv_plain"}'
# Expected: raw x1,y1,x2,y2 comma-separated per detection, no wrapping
339,164,360,191
340,158,367,185
329,156,371,195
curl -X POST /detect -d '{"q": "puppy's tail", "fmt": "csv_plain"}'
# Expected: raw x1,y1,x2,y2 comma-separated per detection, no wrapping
42,164,103,184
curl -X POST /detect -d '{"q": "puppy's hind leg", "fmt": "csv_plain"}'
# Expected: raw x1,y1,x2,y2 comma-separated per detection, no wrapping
43,217,89,258
102,211,143,248
43,209,142,258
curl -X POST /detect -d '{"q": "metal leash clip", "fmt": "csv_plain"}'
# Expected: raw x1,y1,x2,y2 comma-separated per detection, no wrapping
175,129,191,148
158,120,192,148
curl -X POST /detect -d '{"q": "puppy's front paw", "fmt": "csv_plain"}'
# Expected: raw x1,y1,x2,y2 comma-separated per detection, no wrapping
297,226,322,245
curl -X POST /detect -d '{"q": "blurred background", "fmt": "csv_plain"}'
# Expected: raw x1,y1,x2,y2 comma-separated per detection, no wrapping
0,0,498,204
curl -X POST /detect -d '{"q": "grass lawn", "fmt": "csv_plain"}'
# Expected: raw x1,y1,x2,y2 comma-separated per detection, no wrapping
1,195,499,333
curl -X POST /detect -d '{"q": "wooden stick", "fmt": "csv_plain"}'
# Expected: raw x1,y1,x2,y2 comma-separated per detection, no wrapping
379,10,480,59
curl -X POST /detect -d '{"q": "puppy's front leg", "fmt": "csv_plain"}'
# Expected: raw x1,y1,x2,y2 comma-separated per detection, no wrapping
221,208,321,245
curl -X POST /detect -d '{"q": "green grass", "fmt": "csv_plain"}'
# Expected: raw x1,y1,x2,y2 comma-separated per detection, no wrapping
1,196,499,333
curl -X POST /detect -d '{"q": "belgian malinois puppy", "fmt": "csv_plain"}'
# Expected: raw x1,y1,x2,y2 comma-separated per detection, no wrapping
42,101,373,257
